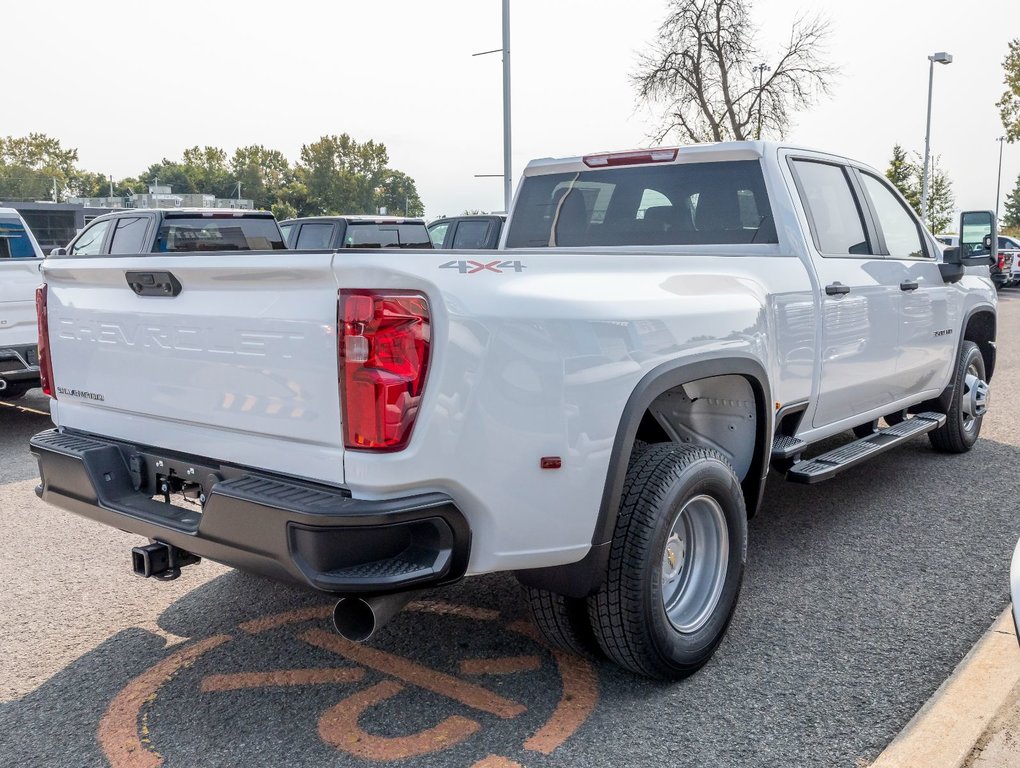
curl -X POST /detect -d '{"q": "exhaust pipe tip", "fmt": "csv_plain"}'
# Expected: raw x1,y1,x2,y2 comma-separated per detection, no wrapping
0,378,7,392
332,592,415,643
332,598,379,642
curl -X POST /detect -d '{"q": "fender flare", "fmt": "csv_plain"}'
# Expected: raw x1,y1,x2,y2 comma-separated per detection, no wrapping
517,352,773,598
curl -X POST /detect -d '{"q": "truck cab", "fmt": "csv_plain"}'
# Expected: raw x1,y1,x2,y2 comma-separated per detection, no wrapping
0,208,44,398
52,209,286,256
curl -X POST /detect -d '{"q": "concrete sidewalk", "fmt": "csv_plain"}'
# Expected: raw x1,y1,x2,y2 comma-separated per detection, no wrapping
871,609,1020,768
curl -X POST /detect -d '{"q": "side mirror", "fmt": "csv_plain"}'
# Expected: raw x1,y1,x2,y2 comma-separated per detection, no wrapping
49,247,67,257
958,210,996,267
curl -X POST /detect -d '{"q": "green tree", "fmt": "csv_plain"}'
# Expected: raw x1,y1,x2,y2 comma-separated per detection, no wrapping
139,146,234,197
374,170,424,216
231,145,291,211
998,38,1020,142
0,133,80,200
924,156,955,234
885,143,920,212
1003,173,1020,228
298,134,389,215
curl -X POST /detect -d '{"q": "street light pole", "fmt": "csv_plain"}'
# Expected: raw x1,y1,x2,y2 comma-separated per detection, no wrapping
921,51,953,224
996,136,1007,221
501,0,512,213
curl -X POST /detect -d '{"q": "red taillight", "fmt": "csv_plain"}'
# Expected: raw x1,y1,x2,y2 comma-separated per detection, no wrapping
338,290,430,451
582,147,679,168
35,285,55,398
998,253,1006,269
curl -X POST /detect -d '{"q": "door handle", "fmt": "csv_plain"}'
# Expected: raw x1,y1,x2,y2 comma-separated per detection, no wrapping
825,282,851,296
900,281,919,292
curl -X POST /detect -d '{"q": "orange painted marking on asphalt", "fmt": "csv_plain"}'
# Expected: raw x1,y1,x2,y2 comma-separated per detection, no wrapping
301,628,526,719
407,599,502,622
200,667,364,692
470,756,525,768
459,655,542,676
0,400,48,416
508,620,600,755
318,679,481,760
238,604,331,634
97,634,232,768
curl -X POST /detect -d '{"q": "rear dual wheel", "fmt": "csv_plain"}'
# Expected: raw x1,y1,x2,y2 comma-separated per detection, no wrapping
527,444,746,679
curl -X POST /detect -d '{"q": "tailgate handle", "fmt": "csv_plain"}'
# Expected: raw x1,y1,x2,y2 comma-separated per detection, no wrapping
126,271,182,297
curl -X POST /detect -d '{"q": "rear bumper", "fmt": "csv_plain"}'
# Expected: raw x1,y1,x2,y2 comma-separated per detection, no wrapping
30,428,470,594
0,343,39,382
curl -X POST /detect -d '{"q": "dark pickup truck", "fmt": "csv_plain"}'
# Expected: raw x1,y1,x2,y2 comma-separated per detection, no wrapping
427,214,505,249
280,216,432,249
51,209,286,256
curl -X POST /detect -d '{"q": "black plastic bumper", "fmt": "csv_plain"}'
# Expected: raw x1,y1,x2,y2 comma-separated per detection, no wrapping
30,429,470,594
0,344,39,382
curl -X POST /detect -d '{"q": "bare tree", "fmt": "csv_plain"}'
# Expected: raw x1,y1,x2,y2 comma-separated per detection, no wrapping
634,0,835,143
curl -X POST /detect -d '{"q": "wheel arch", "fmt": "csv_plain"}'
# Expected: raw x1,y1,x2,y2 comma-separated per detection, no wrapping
962,307,996,382
517,352,772,597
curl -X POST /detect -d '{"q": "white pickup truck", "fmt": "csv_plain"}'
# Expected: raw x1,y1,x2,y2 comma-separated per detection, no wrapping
0,208,44,398
30,142,997,679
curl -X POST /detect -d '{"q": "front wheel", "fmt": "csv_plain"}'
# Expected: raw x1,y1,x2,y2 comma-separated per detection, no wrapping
929,340,988,453
588,444,747,679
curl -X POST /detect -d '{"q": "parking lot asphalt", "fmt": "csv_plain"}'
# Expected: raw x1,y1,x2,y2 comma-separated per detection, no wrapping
3,294,1020,768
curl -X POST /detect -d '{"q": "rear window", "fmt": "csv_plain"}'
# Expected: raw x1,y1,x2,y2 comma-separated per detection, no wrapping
0,219,38,258
156,217,286,252
342,223,432,249
504,160,777,248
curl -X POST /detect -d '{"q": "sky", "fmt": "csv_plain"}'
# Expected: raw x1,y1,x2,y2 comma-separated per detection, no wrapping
5,0,1020,222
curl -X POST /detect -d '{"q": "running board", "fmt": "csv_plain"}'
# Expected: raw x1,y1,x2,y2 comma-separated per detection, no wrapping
786,412,946,484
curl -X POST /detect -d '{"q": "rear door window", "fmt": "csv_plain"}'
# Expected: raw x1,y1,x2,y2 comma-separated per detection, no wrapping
790,160,870,256
279,222,297,247
504,160,777,248
69,219,112,256
295,223,336,249
156,217,286,252
108,217,149,254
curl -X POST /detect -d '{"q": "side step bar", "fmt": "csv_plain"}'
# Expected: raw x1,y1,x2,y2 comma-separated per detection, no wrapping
786,412,946,484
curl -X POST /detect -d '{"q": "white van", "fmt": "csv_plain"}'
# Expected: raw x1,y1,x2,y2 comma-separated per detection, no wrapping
0,208,44,398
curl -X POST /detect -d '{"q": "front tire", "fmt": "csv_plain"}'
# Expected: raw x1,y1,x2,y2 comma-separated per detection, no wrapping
588,444,747,679
929,340,988,453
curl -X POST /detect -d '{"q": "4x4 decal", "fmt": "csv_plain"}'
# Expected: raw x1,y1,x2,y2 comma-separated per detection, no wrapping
440,260,527,275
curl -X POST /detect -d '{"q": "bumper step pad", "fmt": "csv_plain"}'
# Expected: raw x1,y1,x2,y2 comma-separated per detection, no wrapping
771,434,807,460
786,412,946,484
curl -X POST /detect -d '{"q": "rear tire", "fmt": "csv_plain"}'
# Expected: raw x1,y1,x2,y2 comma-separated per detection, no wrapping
929,340,988,453
524,587,602,659
588,444,746,679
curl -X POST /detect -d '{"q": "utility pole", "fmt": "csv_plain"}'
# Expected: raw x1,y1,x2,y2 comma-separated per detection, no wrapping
472,0,512,213
236,181,242,201
109,175,114,197
755,63,771,140
996,136,1007,221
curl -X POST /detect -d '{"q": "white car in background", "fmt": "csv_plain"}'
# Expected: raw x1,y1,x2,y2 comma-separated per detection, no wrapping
0,208,44,399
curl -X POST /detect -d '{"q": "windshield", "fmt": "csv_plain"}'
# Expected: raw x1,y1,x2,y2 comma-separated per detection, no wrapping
156,217,286,252
505,160,777,248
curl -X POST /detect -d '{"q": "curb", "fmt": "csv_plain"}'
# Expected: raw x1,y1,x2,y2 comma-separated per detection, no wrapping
870,608,1020,768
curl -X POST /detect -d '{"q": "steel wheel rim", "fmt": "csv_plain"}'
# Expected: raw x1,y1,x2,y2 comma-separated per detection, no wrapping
961,362,989,433
660,494,729,634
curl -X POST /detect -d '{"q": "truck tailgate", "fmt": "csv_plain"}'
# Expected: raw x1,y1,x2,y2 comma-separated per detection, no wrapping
42,253,345,485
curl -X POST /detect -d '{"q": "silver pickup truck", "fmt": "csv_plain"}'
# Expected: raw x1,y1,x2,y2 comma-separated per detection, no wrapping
0,208,44,398
30,142,997,679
